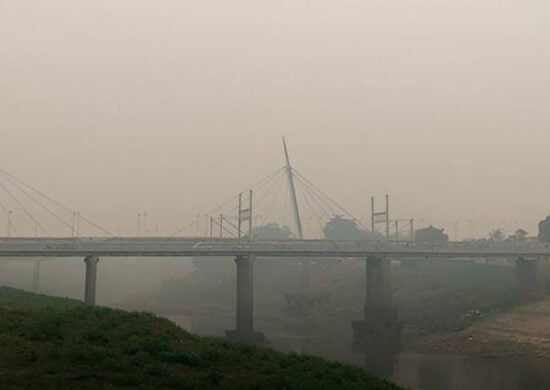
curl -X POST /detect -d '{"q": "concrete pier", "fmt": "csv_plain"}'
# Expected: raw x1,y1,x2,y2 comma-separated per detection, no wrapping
365,256,393,310
32,260,41,293
226,255,265,344
516,258,545,303
352,256,400,376
84,255,99,305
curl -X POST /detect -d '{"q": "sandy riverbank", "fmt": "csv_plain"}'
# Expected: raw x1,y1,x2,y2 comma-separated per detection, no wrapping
419,298,550,359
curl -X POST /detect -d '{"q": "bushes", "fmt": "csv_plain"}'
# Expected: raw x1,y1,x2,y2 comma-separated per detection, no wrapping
0,287,399,389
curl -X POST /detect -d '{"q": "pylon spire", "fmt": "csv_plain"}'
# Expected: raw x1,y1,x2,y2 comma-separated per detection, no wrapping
283,137,304,240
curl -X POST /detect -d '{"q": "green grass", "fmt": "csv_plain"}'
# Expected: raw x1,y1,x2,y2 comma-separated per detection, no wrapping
0,287,399,390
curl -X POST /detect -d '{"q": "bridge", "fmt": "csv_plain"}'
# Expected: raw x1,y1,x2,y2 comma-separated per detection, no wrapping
1,236,549,259
0,140,549,350
2,235,549,347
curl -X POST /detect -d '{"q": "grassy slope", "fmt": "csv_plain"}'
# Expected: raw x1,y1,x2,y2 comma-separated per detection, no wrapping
0,287,399,390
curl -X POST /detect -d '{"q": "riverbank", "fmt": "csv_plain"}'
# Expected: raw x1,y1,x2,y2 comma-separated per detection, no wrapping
419,297,550,360
0,287,399,389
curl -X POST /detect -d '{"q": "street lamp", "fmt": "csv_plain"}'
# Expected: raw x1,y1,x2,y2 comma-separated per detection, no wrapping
143,212,149,237
454,219,460,241
6,210,13,237
136,213,141,237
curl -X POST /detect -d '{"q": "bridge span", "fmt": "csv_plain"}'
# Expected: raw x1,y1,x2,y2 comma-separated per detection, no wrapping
2,237,549,348
1,237,549,259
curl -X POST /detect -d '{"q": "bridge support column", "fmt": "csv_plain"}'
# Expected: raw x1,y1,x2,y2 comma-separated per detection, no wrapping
516,258,544,303
84,256,99,305
32,260,41,293
352,256,400,377
226,255,265,345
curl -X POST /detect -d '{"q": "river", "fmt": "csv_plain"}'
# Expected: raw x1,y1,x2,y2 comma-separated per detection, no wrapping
166,313,550,389
388,353,550,390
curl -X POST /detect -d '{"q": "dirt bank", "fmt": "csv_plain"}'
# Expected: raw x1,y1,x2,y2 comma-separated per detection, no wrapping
419,298,550,359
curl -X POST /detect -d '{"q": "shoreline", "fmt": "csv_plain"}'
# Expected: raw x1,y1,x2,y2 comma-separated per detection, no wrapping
416,298,550,360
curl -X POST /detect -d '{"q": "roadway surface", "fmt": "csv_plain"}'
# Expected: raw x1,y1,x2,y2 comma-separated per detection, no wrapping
0,237,549,259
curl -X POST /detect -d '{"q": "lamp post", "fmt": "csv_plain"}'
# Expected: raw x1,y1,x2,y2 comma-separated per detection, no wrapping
6,210,13,237
136,213,141,237
454,219,460,241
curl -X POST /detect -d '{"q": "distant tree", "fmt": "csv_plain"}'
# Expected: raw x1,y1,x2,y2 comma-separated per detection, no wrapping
414,225,449,243
488,228,506,242
538,216,550,243
509,228,528,242
323,215,370,240
251,223,291,240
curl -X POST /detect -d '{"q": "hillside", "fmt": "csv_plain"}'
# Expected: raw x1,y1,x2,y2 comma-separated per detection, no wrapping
0,287,398,389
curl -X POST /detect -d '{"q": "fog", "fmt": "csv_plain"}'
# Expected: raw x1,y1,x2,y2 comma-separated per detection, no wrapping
2,0,550,237
3,3,550,388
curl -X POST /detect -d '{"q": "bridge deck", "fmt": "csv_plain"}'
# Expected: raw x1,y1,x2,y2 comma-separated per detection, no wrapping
0,237,549,259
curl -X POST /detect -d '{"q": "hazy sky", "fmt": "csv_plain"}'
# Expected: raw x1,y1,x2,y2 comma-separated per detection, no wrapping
1,0,549,238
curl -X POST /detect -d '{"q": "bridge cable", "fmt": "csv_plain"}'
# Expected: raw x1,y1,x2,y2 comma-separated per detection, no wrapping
0,179,49,236
294,176,326,236
293,173,333,220
0,172,74,232
170,167,284,237
0,168,114,236
298,173,368,231
292,169,345,216
292,168,369,231
260,172,286,227
251,169,286,213
0,195,18,236
218,170,284,231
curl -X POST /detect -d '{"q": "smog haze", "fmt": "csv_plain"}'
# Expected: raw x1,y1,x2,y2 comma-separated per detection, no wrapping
1,0,549,237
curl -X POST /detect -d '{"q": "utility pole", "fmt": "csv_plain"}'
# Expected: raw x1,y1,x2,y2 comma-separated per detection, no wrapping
371,197,375,234
371,195,390,239
237,190,253,239
210,217,214,238
238,193,242,237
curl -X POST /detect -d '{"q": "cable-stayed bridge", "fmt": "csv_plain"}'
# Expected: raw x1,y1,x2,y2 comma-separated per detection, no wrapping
0,139,548,349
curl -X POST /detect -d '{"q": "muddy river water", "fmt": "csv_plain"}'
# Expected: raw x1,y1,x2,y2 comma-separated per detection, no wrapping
388,353,550,390
166,314,550,390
